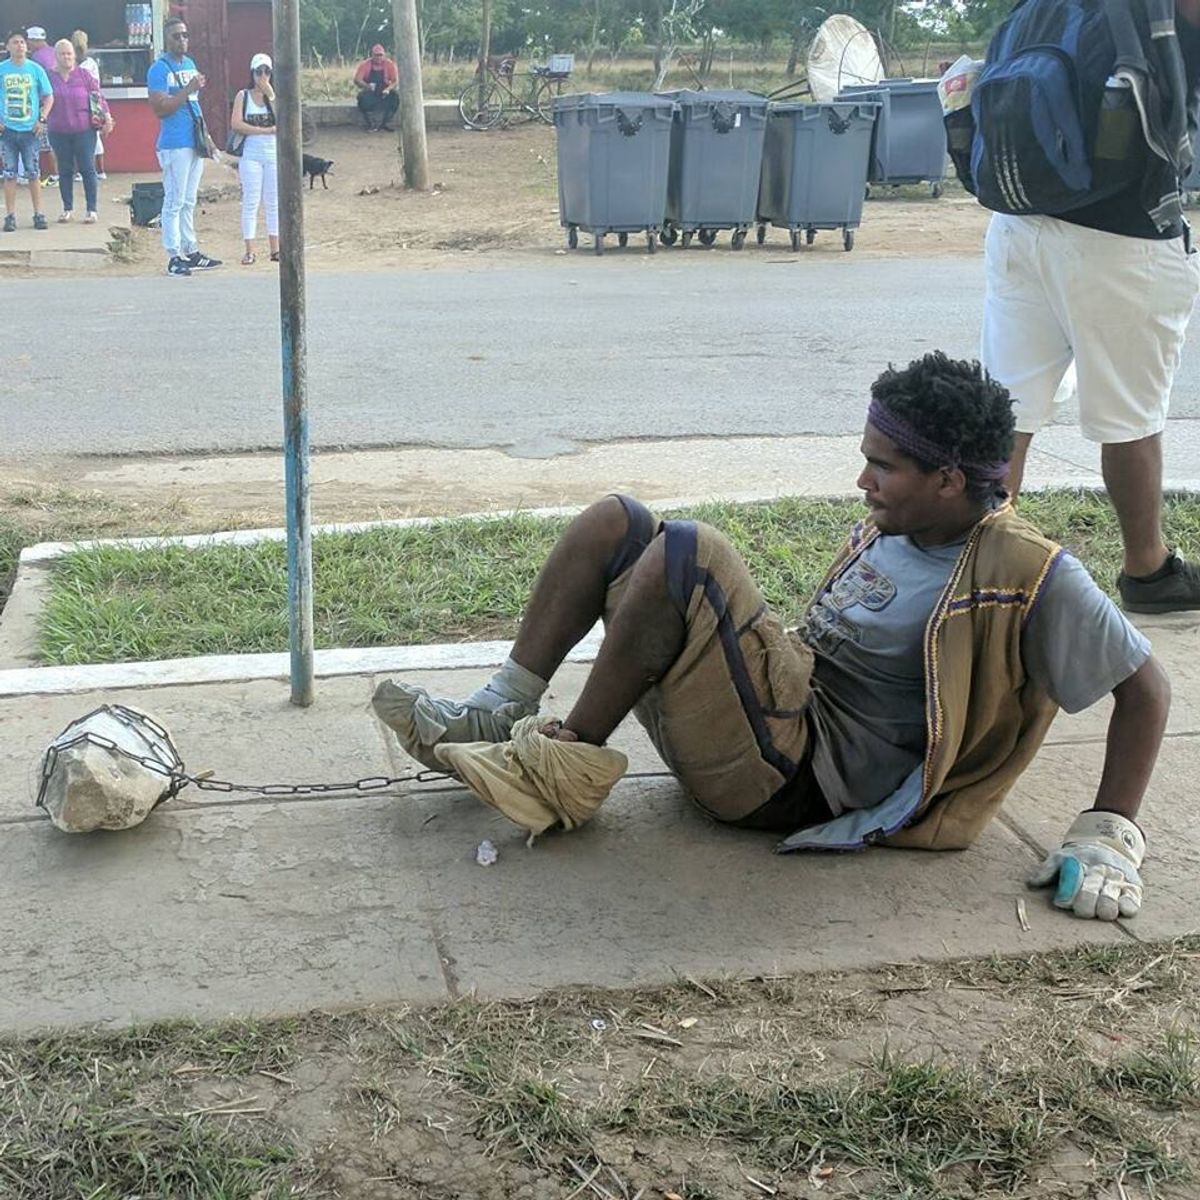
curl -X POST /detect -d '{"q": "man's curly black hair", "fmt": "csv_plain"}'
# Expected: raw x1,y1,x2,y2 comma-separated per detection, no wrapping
871,352,1015,503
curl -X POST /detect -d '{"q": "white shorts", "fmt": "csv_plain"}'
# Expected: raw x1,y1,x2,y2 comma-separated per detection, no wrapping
981,213,1200,443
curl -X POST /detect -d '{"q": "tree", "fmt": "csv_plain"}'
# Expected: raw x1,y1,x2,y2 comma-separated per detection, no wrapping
648,0,706,89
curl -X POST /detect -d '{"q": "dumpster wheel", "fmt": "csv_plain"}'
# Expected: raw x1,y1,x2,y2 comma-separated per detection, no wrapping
698,228,717,247
806,228,816,246
789,229,801,252
646,229,657,254
567,226,578,250
618,232,629,247
843,229,855,252
930,181,944,199
756,224,766,245
594,234,605,256
682,231,694,249
731,229,746,251
659,225,678,246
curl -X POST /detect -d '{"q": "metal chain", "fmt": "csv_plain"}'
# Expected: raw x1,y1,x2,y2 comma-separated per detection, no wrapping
37,727,446,811
181,767,448,797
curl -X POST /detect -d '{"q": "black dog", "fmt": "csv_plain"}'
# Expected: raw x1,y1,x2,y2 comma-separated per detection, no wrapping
302,154,334,190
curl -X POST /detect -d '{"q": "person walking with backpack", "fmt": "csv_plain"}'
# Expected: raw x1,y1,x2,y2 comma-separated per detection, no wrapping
966,0,1200,613
147,14,222,277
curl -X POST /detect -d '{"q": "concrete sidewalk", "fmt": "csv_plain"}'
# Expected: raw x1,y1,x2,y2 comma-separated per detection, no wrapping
3,613,1198,1032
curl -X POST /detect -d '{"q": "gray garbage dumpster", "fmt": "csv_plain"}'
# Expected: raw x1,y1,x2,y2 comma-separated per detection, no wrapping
656,89,769,250
838,79,947,196
554,92,674,255
756,101,878,251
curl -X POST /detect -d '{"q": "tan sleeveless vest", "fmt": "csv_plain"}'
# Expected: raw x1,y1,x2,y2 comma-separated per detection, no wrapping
813,504,1064,850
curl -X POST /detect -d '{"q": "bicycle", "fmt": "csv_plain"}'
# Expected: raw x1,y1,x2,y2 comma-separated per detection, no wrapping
458,55,572,130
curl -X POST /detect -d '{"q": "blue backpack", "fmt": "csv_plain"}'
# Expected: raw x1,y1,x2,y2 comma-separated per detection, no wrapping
951,0,1144,214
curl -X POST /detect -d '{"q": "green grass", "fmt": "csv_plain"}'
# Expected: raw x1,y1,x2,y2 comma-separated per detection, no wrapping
33,490,1200,666
0,1020,311,1199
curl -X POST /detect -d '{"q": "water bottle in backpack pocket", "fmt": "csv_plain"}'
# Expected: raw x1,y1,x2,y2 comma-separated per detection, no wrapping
953,0,1145,214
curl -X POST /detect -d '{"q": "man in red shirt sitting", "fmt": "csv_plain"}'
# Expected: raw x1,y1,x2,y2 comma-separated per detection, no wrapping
354,44,399,132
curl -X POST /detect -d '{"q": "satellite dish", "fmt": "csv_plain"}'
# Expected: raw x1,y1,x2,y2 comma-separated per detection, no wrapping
807,15,884,102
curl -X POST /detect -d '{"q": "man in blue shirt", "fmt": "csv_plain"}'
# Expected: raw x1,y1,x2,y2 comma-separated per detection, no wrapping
0,30,53,231
147,15,221,276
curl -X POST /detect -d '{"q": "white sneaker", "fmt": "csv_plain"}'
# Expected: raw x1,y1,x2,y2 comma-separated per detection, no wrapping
97,172,107,180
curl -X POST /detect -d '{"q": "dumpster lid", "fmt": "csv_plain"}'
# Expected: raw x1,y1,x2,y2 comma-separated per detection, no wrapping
553,91,676,111
656,88,767,107
767,99,880,115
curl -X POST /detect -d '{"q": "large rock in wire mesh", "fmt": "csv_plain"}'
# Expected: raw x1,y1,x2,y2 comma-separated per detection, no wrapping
38,705,182,833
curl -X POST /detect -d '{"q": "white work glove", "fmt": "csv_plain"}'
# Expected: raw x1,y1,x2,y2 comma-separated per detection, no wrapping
1027,809,1145,921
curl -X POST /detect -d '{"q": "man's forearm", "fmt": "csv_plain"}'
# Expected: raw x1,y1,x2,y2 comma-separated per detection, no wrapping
1091,655,1170,821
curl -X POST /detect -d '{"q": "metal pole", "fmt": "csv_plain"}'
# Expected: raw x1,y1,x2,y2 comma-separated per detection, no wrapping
393,0,429,189
274,0,314,707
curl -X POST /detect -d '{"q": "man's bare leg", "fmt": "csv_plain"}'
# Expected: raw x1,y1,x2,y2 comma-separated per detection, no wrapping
1004,431,1034,501
556,534,683,745
374,496,663,759
508,496,634,681
1102,434,1170,578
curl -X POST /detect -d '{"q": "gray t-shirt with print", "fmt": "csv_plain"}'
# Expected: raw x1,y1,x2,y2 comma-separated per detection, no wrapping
802,535,1151,816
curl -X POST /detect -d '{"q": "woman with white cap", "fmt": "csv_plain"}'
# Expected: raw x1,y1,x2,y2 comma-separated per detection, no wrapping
229,52,278,265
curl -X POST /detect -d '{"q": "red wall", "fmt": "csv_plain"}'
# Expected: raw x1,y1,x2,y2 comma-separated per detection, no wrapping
227,3,274,90
105,99,162,172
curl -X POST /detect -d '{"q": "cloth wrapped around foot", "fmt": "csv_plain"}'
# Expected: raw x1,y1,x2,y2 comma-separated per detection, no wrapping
435,716,627,836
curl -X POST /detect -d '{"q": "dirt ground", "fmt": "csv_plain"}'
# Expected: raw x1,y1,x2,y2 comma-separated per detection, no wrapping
4,940,1199,1199
98,122,989,276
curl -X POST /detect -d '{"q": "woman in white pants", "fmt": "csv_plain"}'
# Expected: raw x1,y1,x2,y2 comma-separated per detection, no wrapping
230,52,278,265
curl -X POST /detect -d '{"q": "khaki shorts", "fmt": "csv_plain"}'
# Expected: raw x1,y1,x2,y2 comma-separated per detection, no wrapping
604,498,822,829
981,213,1200,443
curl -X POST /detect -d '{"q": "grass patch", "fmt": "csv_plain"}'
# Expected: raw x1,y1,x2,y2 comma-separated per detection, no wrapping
0,1019,312,1199
2,941,1198,1198
33,489,1200,667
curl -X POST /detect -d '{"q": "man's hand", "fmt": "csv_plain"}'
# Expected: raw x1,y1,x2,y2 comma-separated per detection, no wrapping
185,73,205,95
1027,809,1145,920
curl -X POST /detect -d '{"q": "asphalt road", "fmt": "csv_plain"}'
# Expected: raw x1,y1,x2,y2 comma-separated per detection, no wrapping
13,256,1200,457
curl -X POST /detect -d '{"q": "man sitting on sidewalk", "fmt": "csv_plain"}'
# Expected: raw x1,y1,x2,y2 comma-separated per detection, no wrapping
375,354,1170,924
353,44,399,132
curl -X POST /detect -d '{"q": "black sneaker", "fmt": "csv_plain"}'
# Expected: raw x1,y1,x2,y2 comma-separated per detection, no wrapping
166,255,193,276
1117,551,1200,613
32,212,47,231
187,250,222,270
2,214,14,233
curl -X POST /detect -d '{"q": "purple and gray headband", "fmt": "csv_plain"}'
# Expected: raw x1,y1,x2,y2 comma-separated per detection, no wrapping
867,398,1010,482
